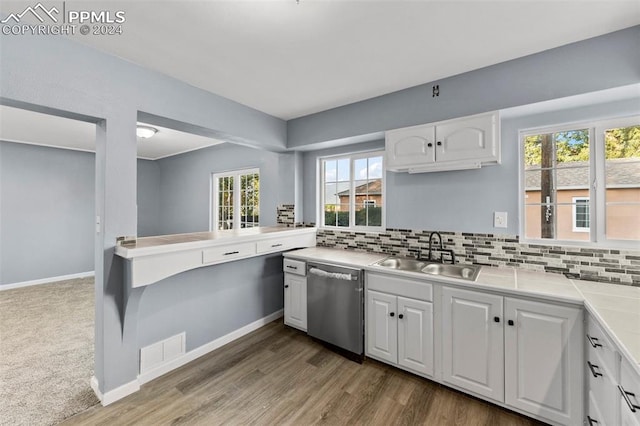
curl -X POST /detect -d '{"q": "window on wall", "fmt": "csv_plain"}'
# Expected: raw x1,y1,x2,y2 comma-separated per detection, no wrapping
212,168,259,231
521,116,639,247
572,197,590,232
320,152,385,230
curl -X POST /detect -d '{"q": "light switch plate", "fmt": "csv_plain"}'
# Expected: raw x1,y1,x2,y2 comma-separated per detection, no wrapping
494,212,508,228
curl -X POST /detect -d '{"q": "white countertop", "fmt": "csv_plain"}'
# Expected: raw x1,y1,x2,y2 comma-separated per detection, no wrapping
284,247,640,374
116,226,316,259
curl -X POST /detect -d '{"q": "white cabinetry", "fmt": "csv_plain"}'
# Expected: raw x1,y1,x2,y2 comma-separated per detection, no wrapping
385,111,499,173
441,286,582,425
366,273,434,377
441,287,504,401
504,298,582,425
283,259,307,331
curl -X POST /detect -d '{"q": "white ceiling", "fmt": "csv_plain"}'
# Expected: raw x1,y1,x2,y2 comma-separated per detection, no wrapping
1,1,638,155
61,0,640,120
0,105,224,160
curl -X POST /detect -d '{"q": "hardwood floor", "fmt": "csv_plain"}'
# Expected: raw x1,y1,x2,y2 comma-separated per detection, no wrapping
63,320,544,426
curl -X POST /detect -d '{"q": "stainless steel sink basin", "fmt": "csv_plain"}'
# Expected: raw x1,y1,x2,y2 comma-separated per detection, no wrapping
421,263,480,281
373,256,480,281
375,257,427,272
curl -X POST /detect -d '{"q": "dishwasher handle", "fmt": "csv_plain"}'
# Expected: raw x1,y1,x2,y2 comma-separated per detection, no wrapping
308,267,358,281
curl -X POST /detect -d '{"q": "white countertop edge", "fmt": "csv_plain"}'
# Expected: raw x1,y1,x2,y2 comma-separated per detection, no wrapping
283,250,387,269
116,227,317,259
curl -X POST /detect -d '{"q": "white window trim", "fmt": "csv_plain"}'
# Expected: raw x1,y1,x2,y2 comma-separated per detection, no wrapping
210,167,260,231
518,114,639,249
572,197,590,233
318,150,386,232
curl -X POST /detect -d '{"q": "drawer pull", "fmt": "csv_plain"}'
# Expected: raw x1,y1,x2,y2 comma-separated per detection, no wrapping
286,265,298,270
587,361,603,378
223,251,240,256
587,415,598,425
587,334,603,348
619,385,640,413
271,243,283,248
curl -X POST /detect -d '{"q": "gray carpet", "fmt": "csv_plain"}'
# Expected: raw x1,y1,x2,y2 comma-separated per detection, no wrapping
0,277,99,426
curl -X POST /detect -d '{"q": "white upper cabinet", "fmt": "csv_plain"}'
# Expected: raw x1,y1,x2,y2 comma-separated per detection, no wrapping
385,111,500,173
385,124,436,168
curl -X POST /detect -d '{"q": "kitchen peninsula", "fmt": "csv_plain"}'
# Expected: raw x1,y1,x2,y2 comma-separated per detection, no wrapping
116,226,316,287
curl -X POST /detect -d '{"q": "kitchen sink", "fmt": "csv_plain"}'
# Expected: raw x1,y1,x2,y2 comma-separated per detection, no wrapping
375,257,428,272
373,256,480,281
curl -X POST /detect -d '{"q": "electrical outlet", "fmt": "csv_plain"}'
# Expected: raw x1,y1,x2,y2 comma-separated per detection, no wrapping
494,212,508,228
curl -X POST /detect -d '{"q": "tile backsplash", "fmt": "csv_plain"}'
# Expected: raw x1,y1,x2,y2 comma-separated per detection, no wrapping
316,228,640,286
276,204,296,226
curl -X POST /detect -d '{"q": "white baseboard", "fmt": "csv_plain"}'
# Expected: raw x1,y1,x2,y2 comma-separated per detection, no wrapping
138,309,284,385
91,375,140,406
1,271,94,291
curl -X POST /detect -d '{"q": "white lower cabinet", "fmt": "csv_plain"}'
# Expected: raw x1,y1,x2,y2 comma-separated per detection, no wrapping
367,290,434,376
618,352,640,426
504,298,583,425
441,287,504,401
441,286,582,425
366,279,434,377
284,273,307,331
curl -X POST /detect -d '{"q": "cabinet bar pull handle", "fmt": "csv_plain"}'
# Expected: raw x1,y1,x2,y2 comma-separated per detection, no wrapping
271,243,283,248
224,251,240,256
587,361,603,378
619,385,640,413
286,265,297,269
587,415,598,425
587,335,602,348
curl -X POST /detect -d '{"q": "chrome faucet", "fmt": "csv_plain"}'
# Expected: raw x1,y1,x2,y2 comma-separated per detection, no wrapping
427,231,456,264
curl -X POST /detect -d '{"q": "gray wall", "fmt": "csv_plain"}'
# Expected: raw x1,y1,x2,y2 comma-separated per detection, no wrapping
1,32,286,394
0,142,168,285
289,26,640,149
302,97,640,234
138,143,293,236
0,142,94,285
136,159,162,237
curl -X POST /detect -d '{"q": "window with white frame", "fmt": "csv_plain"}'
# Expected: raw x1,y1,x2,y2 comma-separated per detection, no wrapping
521,116,639,246
211,168,259,231
572,197,590,232
320,152,385,230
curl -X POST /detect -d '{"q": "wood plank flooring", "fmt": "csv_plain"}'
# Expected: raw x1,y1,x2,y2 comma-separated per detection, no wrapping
63,320,545,425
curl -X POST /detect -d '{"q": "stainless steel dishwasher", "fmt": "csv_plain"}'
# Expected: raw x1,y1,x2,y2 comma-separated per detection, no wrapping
307,261,364,359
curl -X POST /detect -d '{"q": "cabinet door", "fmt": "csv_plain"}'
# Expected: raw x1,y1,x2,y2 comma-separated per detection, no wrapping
366,290,397,364
504,298,582,426
397,297,433,376
284,274,307,331
385,124,435,169
442,287,504,401
435,112,498,163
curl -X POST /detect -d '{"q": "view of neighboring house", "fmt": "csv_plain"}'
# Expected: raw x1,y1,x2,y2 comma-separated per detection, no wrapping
337,179,383,210
525,158,640,240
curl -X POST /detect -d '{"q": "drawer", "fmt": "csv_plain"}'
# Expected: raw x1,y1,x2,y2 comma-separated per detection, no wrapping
366,272,432,302
587,314,618,377
202,242,256,265
587,390,605,426
586,355,618,425
256,233,315,254
283,258,306,276
619,357,640,424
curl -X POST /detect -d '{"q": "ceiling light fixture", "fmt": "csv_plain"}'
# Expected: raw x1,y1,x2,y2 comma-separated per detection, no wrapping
136,125,158,139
